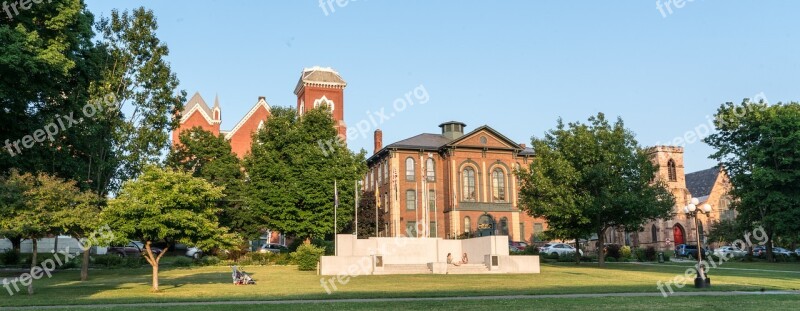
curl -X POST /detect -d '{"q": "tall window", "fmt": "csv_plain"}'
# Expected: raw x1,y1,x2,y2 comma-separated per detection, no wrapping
428,189,436,212
534,223,544,242
383,162,389,184
491,168,506,201
406,190,416,210
520,223,525,243
426,158,435,181
378,164,383,184
500,217,509,235
462,167,476,201
405,158,415,181
406,221,417,237
383,193,388,212
464,216,471,233
667,159,677,182
651,224,658,243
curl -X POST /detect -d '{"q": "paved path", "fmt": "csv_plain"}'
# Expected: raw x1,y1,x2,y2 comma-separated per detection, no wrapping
1,290,798,310
609,262,800,274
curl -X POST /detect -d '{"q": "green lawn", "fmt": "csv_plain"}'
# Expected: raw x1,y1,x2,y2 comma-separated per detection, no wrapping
1,261,799,308
30,295,800,311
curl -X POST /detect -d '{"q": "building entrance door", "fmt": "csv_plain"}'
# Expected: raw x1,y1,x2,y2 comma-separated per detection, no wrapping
673,225,685,245
477,214,495,237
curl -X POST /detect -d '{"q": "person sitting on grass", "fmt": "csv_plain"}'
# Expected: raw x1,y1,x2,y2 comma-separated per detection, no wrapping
447,253,461,266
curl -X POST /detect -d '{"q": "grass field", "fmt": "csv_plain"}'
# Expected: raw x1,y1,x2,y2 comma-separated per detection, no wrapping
1,261,799,309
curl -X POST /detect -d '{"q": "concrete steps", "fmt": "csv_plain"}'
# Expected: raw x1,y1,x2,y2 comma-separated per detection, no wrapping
375,264,432,275
447,263,490,274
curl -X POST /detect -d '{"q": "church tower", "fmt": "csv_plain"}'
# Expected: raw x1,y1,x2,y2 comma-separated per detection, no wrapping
294,66,347,139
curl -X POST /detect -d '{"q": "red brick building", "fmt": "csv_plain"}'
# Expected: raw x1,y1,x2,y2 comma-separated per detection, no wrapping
366,122,548,242
172,66,347,158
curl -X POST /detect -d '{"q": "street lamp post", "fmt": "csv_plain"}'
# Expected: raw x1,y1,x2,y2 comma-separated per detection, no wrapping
682,197,712,288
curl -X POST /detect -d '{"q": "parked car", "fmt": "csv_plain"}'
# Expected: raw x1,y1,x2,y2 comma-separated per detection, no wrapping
773,247,793,257
713,246,746,258
509,241,528,252
258,243,288,254
795,248,800,256
185,247,203,259
675,244,710,259
539,242,583,257
753,245,766,257
108,241,162,257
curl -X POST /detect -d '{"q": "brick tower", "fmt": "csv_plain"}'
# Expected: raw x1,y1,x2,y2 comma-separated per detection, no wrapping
294,66,347,139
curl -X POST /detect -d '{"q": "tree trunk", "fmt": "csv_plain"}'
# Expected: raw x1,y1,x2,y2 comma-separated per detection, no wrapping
597,230,606,267
574,237,581,265
80,248,90,281
10,236,22,253
28,239,38,295
151,264,159,292
766,231,774,262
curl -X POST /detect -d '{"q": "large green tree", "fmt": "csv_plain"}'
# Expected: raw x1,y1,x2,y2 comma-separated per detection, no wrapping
167,127,259,240
0,170,97,294
704,100,800,261
103,166,230,292
342,190,387,238
245,107,367,241
517,113,675,266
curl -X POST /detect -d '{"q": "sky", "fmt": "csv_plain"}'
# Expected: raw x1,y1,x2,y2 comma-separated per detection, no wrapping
84,0,800,173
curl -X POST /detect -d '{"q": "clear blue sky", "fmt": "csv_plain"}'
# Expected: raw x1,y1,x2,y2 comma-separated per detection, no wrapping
84,0,800,173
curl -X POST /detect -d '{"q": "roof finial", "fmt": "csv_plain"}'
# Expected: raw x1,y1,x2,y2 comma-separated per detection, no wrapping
213,93,220,108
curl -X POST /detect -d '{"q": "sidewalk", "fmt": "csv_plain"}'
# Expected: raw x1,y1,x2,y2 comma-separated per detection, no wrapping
2,290,798,310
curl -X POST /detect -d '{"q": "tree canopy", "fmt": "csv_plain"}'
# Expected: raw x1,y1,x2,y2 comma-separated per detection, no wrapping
517,113,675,265
704,99,800,261
245,106,367,241
103,165,230,292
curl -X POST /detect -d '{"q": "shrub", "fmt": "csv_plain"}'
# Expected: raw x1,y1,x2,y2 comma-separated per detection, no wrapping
171,256,194,267
605,244,621,260
606,256,617,262
0,250,20,265
662,251,671,262
200,255,220,266
273,253,292,265
557,253,576,262
523,245,540,255
291,243,325,271
620,246,632,259
634,248,646,262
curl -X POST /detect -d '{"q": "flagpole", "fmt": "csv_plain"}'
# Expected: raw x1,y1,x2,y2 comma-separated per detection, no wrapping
375,178,379,237
334,180,338,256
355,180,359,238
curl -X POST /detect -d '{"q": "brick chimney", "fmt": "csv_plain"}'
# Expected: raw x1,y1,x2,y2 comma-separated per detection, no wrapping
374,129,383,154
519,143,527,149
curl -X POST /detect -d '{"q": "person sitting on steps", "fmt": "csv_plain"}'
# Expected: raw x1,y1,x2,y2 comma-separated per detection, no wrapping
447,253,461,266
460,253,469,264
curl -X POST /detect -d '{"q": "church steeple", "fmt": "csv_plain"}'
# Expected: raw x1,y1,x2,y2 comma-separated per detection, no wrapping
213,93,221,122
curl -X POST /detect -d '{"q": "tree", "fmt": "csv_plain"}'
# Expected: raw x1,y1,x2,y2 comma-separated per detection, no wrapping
0,170,94,294
706,219,742,246
245,107,367,241
167,127,258,240
53,190,104,281
342,190,388,238
91,7,186,193
0,0,118,195
103,166,229,292
517,113,675,266
704,100,800,261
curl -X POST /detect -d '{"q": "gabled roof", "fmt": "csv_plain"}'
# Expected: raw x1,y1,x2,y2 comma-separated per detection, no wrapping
294,66,347,94
446,125,523,150
181,92,216,124
685,167,720,198
224,97,271,140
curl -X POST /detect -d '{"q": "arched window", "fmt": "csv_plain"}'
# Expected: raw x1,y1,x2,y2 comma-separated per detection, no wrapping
462,167,476,201
405,158,415,181
491,168,506,202
406,190,416,210
500,217,509,236
464,216,471,233
651,224,658,243
426,158,435,181
313,96,334,113
667,159,677,182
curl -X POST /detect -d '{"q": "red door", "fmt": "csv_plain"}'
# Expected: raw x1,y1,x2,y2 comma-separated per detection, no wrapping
673,226,685,245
